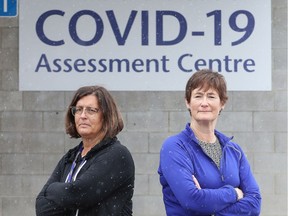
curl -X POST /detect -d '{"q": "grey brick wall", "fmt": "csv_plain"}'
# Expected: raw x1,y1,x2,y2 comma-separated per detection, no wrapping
0,1,287,215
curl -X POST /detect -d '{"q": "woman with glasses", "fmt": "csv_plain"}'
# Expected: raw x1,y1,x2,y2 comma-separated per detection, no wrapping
158,70,261,215
36,86,135,216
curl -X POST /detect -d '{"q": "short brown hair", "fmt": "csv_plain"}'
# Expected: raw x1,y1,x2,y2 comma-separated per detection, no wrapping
185,69,228,105
65,86,124,139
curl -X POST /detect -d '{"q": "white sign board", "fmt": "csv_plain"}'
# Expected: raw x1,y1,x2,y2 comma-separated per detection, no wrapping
19,0,271,91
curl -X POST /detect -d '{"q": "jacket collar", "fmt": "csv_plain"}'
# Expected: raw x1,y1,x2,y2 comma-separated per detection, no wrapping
66,137,117,162
183,123,233,146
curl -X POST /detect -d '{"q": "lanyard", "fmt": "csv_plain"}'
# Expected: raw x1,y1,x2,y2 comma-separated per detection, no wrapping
65,146,86,183
64,146,87,216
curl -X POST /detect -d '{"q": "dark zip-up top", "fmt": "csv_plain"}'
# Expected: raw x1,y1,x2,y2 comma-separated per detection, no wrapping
36,137,135,216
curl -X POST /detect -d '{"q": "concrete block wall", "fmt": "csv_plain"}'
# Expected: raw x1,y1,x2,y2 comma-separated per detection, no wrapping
0,1,287,215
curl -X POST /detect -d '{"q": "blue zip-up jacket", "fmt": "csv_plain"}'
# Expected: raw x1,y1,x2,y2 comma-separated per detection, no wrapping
158,123,261,216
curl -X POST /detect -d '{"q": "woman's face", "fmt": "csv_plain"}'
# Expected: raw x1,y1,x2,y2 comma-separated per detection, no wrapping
186,87,224,123
74,95,104,139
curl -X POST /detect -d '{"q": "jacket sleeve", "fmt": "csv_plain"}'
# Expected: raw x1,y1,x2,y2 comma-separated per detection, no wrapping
159,137,238,214
216,147,261,216
43,144,134,209
35,155,72,216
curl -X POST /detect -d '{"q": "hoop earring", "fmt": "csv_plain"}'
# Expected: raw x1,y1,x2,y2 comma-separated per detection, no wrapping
219,109,222,115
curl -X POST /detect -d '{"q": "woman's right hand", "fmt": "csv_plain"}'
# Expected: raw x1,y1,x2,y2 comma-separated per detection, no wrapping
234,188,244,201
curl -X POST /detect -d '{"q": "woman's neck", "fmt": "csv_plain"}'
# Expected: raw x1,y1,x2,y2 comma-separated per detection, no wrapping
81,135,104,157
190,121,216,143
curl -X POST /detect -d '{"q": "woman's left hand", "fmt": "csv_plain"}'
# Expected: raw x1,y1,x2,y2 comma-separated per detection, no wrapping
192,175,201,189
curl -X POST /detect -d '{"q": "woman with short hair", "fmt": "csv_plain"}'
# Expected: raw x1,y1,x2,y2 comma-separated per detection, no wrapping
158,69,261,216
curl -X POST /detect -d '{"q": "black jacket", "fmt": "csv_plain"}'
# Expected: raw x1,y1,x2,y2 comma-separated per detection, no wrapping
36,137,135,216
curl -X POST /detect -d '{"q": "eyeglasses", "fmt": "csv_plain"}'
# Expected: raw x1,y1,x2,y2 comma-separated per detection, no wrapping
71,106,100,116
